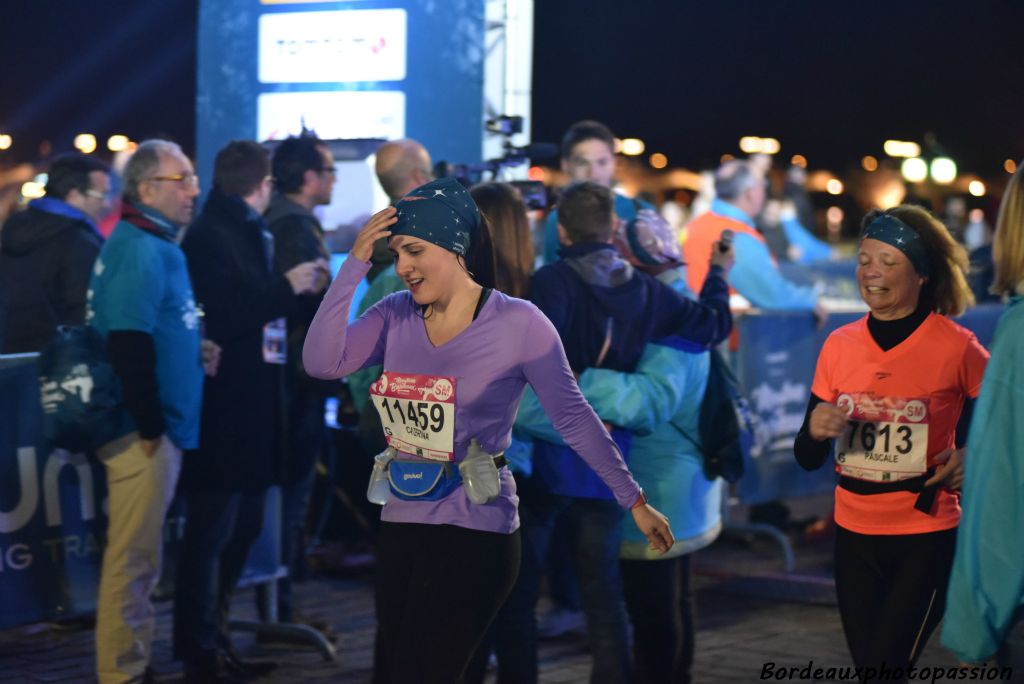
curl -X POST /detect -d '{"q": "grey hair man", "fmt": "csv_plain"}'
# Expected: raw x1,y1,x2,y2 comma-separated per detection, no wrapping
87,139,206,684
683,158,821,314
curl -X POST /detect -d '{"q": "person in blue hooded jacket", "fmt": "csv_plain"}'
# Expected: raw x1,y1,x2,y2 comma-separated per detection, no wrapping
518,210,722,683
942,164,1024,671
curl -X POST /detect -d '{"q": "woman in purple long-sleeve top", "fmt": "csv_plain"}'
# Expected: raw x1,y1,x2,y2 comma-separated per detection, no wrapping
303,178,673,684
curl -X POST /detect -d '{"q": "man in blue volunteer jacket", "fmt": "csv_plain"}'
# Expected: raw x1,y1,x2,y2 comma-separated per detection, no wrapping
87,140,205,684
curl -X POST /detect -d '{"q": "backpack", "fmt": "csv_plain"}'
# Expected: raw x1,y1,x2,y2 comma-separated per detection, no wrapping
37,326,126,453
688,349,757,483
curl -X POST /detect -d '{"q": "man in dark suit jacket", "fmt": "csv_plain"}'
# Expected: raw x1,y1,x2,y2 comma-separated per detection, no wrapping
175,140,327,682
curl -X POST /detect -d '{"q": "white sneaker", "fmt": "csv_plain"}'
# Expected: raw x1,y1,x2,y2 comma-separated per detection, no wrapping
537,606,586,638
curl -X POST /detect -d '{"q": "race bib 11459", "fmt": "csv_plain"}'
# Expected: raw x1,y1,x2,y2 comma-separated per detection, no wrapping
835,392,929,482
369,371,456,461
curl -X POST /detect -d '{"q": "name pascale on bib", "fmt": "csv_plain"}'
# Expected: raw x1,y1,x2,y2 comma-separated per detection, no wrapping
834,392,929,482
370,371,456,462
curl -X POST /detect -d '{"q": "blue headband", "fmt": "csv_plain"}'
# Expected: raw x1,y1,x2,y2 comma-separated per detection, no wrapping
861,214,932,277
392,177,480,256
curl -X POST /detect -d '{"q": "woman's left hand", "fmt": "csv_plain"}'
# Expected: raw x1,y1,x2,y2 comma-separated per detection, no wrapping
925,447,965,490
630,503,675,554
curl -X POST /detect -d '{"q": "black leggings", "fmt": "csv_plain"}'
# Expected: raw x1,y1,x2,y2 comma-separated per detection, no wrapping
834,526,957,683
373,521,521,684
621,554,695,684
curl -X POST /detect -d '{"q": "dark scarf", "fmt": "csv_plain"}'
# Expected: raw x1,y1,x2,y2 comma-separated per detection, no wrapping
120,201,179,242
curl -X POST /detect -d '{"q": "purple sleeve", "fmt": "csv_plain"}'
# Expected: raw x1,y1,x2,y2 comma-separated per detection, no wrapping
302,256,388,379
520,309,642,509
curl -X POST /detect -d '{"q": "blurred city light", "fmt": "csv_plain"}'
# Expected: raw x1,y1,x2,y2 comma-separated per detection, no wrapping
1006,159,1018,174
884,140,922,158
0,134,11,150
901,157,928,183
826,178,844,195
739,137,761,154
527,166,546,182
107,134,130,152
968,180,986,197
613,138,623,154
21,180,46,199
930,157,957,184
739,136,780,155
620,138,645,156
861,155,878,172
649,152,668,169
74,133,97,154
720,153,735,163
790,154,807,168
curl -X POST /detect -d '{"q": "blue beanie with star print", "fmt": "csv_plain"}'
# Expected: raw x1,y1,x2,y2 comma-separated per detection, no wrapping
391,177,481,255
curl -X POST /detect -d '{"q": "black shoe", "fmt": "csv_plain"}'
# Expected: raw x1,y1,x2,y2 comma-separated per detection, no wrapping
220,648,278,678
182,658,245,684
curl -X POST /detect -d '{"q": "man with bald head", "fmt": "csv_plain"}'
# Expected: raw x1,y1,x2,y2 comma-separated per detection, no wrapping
683,158,820,312
375,138,433,203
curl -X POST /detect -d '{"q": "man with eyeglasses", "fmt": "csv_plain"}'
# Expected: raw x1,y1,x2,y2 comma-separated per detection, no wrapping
0,153,111,353
87,139,208,684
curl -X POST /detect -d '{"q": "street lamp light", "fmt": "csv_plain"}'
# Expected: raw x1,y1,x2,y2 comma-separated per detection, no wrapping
901,157,928,183
930,157,957,184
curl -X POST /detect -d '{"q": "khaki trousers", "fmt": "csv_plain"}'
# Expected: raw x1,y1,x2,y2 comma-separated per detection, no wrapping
95,433,182,684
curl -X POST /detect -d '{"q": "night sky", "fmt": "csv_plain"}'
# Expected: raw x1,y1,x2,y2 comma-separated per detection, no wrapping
1,1,1021,178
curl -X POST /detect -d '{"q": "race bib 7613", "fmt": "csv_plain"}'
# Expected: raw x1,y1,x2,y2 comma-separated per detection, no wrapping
835,392,929,482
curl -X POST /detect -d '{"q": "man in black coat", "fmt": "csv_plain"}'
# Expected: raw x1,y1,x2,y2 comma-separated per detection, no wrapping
260,135,336,630
0,153,111,352
174,140,327,682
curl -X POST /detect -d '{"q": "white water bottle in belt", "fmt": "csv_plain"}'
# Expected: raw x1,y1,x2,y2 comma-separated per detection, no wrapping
367,446,397,505
459,438,502,505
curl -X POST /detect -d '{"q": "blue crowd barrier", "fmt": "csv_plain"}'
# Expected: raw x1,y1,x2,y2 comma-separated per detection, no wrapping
0,356,282,630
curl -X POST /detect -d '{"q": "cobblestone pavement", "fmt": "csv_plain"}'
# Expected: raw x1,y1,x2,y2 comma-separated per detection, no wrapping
2,518,1021,683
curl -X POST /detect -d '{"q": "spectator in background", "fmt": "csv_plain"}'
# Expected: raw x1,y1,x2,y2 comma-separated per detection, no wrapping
370,139,434,282
783,164,817,238
542,120,653,264
942,195,968,245
511,211,723,684
0,153,111,353
87,140,205,684
757,197,833,265
260,134,338,636
515,184,732,684
469,182,533,299
942,162,1024,670
174,140,327,681
683,159,824,317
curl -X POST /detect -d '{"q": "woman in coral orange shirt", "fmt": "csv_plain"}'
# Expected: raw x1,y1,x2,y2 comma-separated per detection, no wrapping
794,205,989,679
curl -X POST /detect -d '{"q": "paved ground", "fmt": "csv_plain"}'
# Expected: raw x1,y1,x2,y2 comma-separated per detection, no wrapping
2,500,1021,683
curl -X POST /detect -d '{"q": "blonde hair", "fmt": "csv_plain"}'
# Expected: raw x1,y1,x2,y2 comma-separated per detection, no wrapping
861,204,974,316
992,163,1024,297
